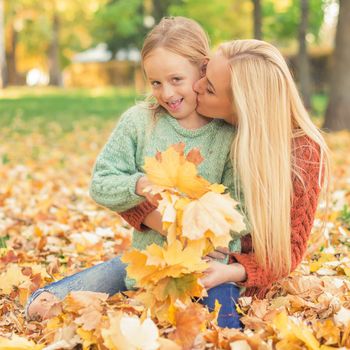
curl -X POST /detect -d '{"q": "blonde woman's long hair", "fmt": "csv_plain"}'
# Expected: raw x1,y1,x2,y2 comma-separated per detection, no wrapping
140,16,210,116
219,39,330,278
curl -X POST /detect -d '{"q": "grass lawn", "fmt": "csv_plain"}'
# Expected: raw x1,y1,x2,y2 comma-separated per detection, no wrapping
0,87,327,132
0,87,138,133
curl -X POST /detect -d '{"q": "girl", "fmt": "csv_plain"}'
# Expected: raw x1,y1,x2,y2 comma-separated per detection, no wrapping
26,17,246,329
124,39,329,301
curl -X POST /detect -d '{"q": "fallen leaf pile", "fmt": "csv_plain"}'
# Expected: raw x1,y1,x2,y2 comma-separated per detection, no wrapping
0,120,349,349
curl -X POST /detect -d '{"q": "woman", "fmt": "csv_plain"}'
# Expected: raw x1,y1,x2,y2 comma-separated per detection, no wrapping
122,39,329,297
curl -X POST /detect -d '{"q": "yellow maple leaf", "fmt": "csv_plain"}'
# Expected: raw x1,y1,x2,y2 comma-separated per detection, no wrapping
64,291,109,314
144,144,210,198
182,192,245,242
314,319,340,346
123,241,207,287
152,274,206,304
0,334,44,350
170,302,207,349
76,328,98,349
121,250,158,287
273,312,320,350
120,314,160,350
101,311,136,350
101,310,161,350
0,264,31,294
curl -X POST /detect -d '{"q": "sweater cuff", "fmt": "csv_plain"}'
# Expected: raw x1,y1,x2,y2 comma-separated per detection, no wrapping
120,201,158,231
229,252,261,288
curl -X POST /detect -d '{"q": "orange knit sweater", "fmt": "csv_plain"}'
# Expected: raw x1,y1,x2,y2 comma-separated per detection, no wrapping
120,135,323,299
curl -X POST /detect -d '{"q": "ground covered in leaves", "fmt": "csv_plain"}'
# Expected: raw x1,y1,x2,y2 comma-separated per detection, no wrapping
0,118,350,349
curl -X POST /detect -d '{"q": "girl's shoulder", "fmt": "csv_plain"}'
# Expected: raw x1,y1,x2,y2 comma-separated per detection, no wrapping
118,104,154,127
213,119,237,139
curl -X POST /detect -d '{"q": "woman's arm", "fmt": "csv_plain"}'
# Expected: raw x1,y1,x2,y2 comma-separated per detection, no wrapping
229,136,323,288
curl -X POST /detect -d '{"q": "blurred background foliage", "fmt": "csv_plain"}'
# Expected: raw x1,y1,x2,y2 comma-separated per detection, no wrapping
0,0,349,130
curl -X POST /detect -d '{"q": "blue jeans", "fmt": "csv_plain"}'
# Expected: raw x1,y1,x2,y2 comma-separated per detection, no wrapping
200,283,242,329
25,256,127,317
26,256,241,329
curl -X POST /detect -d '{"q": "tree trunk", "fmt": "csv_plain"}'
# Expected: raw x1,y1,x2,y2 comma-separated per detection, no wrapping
323,0,350,131
48,12,62,86
6,23,19,85
298,0,312,110
0,0,7,88
252,0,262,40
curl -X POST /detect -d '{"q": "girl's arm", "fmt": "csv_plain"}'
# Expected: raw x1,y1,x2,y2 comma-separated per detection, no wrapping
228,136,322,288
120,202,166,236
90,108,147,212
120,153,251,237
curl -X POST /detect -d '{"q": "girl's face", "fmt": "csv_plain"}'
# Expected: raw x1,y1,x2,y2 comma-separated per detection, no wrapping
193,52,236,125
143,48,203,127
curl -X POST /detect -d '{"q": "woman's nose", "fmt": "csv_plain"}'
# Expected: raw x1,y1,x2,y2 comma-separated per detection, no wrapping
193,77,205,95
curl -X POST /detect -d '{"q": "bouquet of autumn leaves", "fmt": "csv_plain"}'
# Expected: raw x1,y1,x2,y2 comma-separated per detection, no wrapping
121,143,246,324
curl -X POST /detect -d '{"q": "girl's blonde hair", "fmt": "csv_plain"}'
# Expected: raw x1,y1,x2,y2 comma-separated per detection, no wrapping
141,16,210,115
219,39,330,278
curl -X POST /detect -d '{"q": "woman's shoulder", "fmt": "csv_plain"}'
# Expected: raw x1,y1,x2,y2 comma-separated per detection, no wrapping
292,133,321,162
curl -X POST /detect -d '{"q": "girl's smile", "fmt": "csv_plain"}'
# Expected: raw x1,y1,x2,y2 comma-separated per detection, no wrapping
143,47,209,129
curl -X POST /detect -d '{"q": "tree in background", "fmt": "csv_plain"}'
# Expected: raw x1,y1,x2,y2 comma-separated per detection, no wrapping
169,0,252,46
4,0,21,85
0,0,6,88
252,0,262,39
3,0,102,86
298,0,312,109
93,0,145,57
48,2,62,86
262,0,325,46
324,0,350,131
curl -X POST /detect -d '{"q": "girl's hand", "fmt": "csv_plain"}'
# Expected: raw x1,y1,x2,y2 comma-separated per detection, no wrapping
136,176,161,206
206,246,230,260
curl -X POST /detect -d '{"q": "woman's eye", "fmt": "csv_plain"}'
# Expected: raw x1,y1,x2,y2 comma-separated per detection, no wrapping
172,77,182,83
200,64,207,77
206,88,214,95
151,81,160,87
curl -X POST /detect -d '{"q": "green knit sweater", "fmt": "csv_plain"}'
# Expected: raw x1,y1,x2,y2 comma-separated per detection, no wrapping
89,105,248,289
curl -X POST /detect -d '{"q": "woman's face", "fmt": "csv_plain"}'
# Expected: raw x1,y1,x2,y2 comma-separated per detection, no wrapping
193,52,236,125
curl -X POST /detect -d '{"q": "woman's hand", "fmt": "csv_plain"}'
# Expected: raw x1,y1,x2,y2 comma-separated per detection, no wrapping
201,259,247,290
136,176,161,206
201,260,233,290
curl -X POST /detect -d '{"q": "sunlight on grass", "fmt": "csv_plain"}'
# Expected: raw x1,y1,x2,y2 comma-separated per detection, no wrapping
0,86,138,133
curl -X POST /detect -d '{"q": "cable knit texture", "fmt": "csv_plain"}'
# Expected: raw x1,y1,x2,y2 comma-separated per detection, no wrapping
121,134,323,298
229,135,322,298
89,105,248,289
120,201,158,231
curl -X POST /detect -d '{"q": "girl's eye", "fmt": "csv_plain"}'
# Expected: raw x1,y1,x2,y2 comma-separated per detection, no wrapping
206,88,214,95
151,81,160,87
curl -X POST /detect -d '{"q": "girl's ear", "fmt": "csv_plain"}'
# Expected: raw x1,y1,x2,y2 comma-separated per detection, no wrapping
200,59,209,78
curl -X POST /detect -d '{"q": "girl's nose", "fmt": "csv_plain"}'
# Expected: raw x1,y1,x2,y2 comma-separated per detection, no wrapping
161,84,174,100
193,77,205,95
